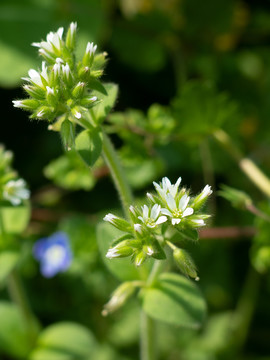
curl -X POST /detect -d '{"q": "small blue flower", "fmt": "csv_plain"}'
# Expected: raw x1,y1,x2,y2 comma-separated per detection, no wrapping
33,232,73,278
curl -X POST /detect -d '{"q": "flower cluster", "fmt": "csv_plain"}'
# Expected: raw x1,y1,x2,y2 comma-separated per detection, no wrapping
0,145,30,206
12,23,106,132
104,177,212,276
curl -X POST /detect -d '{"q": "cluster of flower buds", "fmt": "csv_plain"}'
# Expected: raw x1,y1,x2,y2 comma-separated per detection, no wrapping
13,23,107,138
104,177,212,277
0,145,30,206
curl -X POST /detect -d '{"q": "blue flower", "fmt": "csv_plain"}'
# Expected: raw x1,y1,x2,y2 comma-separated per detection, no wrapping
33,232,72,278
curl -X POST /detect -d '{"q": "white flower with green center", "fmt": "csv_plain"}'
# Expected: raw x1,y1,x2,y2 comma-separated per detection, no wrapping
153,177,182,200
161,193,194,225
138,204,167,228
3,179,30,206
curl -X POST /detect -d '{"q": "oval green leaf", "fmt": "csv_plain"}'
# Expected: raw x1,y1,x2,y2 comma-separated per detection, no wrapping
0,251,19,287
0,201,30,234
29,322,97,360
142,272,206,328
0,301,34,358
75,127,103,167
90,83,118,124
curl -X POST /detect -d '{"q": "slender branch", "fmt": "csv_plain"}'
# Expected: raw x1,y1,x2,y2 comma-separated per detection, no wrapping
140,310,156,360
213,129,270,198
199,226,256,239
102,132,134,219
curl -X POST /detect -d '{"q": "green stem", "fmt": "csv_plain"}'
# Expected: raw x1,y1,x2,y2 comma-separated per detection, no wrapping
8,269,39,343
140,260,165,360
230,267,260,353
102,131,133,218
140,310,156,360
213,129,270,198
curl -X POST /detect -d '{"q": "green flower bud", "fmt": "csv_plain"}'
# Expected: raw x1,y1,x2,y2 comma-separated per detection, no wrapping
104,213,133,232
102,281,136,316
65,22,77,51
12,99,40,111
90,70,103,78
192,185,212,210
72,82,85,98
33,105,54,120
23,85,45,100
46,86,58,107
60,119,75,151
83,42,97,67
80,95,97,108
106,239,141,259
173,248,198,280
134,250,147,267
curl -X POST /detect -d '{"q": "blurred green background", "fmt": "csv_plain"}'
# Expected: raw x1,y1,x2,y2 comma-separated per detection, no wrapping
1,0,270,359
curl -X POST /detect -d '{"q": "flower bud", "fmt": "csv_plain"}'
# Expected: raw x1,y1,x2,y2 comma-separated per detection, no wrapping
46,86,58,107
12,99,40,111
65,22,77,50
23,85,45,99
173,248,198,280
72,82,85,98
33,105,54,120
134,250,147,267
106,239,141,259
103,213,132,232
60,119,75,151
80,95,97,108
83,42,97,67
102,281,136,316
192,185,212,210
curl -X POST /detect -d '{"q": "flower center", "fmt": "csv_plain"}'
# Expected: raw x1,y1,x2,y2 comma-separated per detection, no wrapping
45,245,66,265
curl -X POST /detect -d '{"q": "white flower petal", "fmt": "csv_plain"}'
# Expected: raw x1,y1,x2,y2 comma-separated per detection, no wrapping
182,207,194,217
172,218,181,225
156,216,167,225
166,193,177,211
160,208,172,217
150,204,160,220
179,194,189,211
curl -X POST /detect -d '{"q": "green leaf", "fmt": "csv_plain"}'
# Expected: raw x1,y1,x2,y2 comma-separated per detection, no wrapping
0,251,19,287
0,201,30,234
91,83,119,124
0,301,33,358
44,151,96,191
97,222,151,281
29,322,97,360
142,272,206,328
75,127,103,167
177,228,199,242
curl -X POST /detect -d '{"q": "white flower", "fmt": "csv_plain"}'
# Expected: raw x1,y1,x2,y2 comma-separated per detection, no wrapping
153,177,182,200
161,193,194,225
138,204,167,228
3,179,30,206
32,27,64,56
85,42,97,57
23,62,49,89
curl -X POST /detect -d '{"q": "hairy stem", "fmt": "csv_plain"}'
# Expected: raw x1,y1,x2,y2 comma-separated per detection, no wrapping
140,310,156,360
213,129,270,198
102,132,133,219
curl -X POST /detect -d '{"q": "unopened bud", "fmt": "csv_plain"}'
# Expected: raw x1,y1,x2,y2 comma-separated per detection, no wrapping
34,105,53,120
80,95,97,108
72,82,85,98
134,251,147,267
102,281,136,316
23,85,44,99
61,119,75,151
192,185,212,210
173,248,198,279
106,239,140,259
103,213,132,232
65,22,77,50
12,99,40,111
83,42,97,67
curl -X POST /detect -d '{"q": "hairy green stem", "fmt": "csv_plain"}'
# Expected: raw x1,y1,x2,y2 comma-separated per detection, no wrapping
8,269,39,343
230,267,260,353
213,129,270,198
102,132,133,219
140,310,156,360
